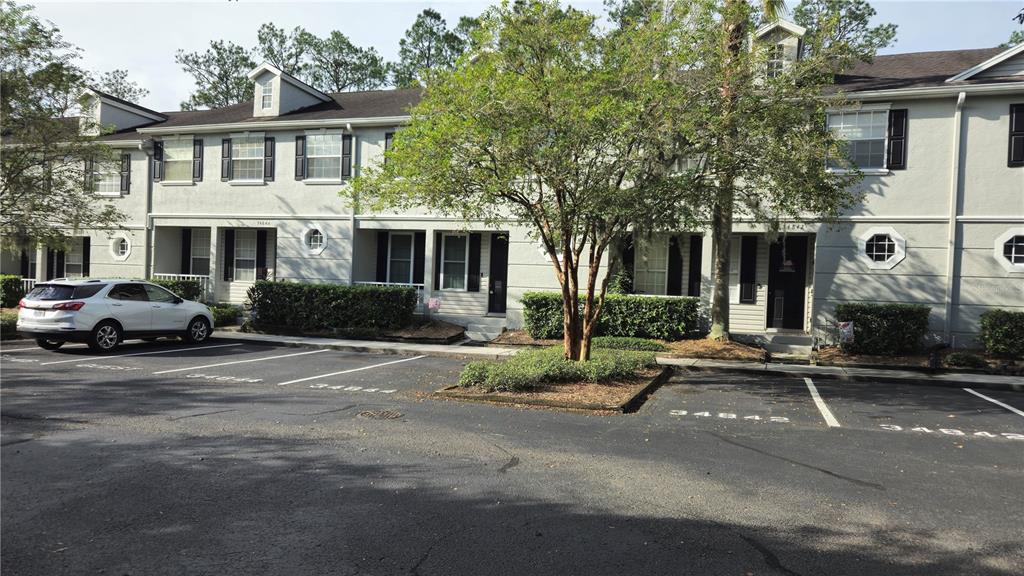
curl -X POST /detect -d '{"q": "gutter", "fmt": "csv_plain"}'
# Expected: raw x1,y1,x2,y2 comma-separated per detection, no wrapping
834,81,1024,102
135,115,410,136
139,138,155,280
944,91,967,345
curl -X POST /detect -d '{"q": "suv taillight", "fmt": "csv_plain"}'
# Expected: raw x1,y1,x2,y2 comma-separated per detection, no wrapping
17,298,25,308
53,301,85,311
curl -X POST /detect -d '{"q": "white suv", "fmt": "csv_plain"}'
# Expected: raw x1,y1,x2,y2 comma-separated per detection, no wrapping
17,279,215,353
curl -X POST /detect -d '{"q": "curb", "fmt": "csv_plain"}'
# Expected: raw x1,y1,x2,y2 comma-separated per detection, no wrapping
673,363,1024,392
212,332,516,361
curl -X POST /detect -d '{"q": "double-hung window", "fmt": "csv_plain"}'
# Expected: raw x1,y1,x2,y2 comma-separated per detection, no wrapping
827,110,888,170
388,233,414,284
163,138,194,181
441,234,467,290
766,43,785,78
260,78,273,110
306,133,343,180
231,136,264,181
233,229,257,282
191,228,211,275
64,238,84,278
94,162,120,195
634,239,669,295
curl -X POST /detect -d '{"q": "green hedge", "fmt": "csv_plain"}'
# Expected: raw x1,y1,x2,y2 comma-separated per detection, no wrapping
835,303,931,356
1,275,25,308
210,304,241,327
458,346,657,392
1,310,18,340
978,309,1024,359
521,291,698,341
151,279,204,302
248,280,417,333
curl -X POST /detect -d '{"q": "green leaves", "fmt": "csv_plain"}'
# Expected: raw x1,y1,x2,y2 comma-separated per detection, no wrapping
175,40,255,110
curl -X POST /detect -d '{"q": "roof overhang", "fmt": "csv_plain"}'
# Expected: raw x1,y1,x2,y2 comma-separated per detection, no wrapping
84,89,167,122
946,42,1024,83
755,19,806,39
833,81,1024,101
246,62,332,103
135,115,411,136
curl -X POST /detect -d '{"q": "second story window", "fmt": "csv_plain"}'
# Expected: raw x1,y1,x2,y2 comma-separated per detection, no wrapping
307,133,343,180
766,44,785,78
94,162,120,196
232,136,265,181
164,139,195,181
827,110,888,171
260,78,273,110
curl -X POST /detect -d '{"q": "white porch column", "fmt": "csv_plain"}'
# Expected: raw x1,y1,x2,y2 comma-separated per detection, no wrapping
209,226,219,303
423,229,437,296
34,245,46,282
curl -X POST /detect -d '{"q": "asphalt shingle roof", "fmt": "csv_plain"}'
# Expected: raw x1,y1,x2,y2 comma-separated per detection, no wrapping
832,47,1008,92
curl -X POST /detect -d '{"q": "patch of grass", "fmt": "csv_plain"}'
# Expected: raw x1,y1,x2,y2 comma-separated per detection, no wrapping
592,336,666,352
458,346,657,392
1,310,18,340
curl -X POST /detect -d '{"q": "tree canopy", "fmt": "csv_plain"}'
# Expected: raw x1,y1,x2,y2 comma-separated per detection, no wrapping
93,69,149,102
175,40,256,110
391,9,478,87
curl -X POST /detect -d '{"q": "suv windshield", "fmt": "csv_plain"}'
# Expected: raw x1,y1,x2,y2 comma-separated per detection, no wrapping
26,283,108,301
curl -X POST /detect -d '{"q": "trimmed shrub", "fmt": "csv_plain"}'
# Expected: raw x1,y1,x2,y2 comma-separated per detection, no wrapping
248,280,417,333
458,347,657,392
592,336,666,352
834,303,931,356
1,275,25,308
210,304,241,327
944,351,987,369
521,291,699,341
1,310,18,340
151,279,203,302
978,309,1024,359
606,271,633,295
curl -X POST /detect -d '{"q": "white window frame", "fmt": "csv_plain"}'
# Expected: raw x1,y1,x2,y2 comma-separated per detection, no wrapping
633,238,670,295
387,232,414,285
110,235,131,261
64,237,85,278
440,234,468,291
162,136,195,184
826,104,891,174
233,229,257,282
94,161,120,196
858,226,906,270
190,228,211,275
766,43,785,78
260,78,273,110
994,228,1024,273
230,133,265,183
304,131,344,182
304,228,326,255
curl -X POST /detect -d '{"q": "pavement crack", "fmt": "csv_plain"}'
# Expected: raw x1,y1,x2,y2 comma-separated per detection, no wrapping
167,409,236,421
1,438,33,447
707,432,885,491
738,533,803,576
497,455,520,474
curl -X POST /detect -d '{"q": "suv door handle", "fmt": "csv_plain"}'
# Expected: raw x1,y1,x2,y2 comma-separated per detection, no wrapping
111,303,123,307
152,305,161,308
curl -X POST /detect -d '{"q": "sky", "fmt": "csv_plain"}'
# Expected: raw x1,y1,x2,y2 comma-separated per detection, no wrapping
26,0,1024,112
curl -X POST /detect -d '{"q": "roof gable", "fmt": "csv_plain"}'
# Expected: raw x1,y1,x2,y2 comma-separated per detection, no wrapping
946,42,1024,82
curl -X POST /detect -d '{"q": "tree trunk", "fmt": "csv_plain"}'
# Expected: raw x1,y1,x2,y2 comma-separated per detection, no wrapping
708,193,733,341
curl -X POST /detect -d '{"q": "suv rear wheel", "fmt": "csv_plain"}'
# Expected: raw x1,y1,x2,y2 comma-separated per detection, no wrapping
184,316,211,344
36,339,64,351
88,321,122,352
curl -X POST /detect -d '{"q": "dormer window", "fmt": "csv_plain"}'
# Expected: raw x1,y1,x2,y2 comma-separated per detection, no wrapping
767,44,785,78
260,78,273,110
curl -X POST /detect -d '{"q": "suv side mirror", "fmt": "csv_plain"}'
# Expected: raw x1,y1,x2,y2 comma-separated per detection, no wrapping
174,297,184,304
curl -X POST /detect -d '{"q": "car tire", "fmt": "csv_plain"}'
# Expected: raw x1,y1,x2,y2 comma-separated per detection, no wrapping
184,316,211,344
36,338,64,351
88,321,122,353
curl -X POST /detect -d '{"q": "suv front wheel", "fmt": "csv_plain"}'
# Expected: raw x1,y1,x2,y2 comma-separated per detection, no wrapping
184,317,211,344
88,321,122,352
36,339,64,351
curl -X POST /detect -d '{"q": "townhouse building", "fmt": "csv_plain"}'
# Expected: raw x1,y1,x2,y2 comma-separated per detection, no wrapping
3,22,1022,347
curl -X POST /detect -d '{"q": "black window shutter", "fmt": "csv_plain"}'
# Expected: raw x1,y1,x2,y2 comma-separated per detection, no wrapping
384,132,395,165
887,109,908,170
467,233,481,292
667,236,683,296
19,250,29,278
1010,104,1024,167
376,231,389,282
264,137,275,182
84,158,94,190
192,139,203,182
413,232,425,284
46,249,55,280
223,229,235,281
739,236,757,304
152,141,163,181
221,139,231,181
180,228,192,274
55,250,65,279
256,230,268,280
294,135,306,180
120,153,131,193
433,232,442,289
341,134,353,179
81,237,90,277
687,234,703,297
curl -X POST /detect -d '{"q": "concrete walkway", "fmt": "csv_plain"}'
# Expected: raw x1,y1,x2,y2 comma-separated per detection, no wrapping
213,329,518,360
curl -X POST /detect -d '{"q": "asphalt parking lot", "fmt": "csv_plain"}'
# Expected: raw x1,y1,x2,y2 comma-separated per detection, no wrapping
2,337,1023,575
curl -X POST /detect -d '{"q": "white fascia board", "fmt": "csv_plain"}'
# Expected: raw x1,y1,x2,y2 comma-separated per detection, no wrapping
247,61,332,103
136,115,410,135
84,89,167,122
754,20,806,39
946,43,1024,83
831,81,1024,101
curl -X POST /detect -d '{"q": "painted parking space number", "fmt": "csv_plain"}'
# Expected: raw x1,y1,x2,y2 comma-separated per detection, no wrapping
879,424,1023,441
669,410,789,423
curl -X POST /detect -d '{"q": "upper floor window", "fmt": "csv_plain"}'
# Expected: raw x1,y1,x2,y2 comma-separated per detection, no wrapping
164,138,195,182
232,136,265,181
260,78,273,110
94,162,120,196
827,110,888,170
766,44,785,78
306,133,343,180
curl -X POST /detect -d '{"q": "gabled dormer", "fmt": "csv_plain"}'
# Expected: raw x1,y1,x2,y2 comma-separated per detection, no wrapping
247,62,332,118
81,88,166,135
754,19,806,78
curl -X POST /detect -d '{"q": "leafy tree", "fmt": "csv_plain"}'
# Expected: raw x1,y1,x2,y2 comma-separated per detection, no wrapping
999,29,1024,48
0,1,123,248
255,23,314,78
793,0,897,68
308,31,388,92
175,40,255,110
354,0,699,360
391,8,468,87
93,69,149,102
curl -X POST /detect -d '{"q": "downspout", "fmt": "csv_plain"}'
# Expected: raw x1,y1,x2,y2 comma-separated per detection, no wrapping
944,92,966,345
139,139,155,280
348,122,357,286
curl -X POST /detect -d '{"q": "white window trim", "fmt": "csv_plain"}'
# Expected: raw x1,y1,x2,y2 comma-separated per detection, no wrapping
386,232,414,284
994,227,1024,273
633,238,670,295
110,235,131,261
826,106,891,174
304,228,327,255
94,161,121,197
260,79,273,110
229,132,265,183
233,229,258,283
63,237,85,278
161,135,196,185
303,129,345,182
440,233,469,291
858,226,906,270
190,228,211,275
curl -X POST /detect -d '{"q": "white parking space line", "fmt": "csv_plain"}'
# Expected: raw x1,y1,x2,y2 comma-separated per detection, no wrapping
277,355,426,386
964,388,1024,418
153,349,328,374
41,343,243,365
804,377,841,428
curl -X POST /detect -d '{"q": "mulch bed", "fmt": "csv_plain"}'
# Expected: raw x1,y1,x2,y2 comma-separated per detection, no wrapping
815,346,930,368
490,330,767,362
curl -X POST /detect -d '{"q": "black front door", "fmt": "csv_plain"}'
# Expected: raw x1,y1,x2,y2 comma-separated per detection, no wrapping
488,233,509,314
767,236,808,330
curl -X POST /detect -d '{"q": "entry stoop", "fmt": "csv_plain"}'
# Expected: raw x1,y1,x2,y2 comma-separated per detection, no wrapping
735,332,813,357
434,315,507,342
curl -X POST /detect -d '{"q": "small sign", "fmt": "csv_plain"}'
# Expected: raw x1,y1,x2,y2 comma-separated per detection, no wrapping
838,321,854,343
427,297,442,311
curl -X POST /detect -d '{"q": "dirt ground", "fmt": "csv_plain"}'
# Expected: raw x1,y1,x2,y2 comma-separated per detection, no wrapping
491,330,767,362
438,367,663,409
